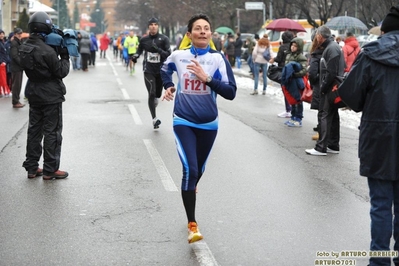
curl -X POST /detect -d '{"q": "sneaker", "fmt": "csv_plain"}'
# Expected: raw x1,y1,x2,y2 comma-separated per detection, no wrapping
43,170,69,180
262,91,266,95
27,168,43,179
153,118,161,129
278,111,292,118
287,119,302,127
284,119,293,125
305,148,327,156
188,222,203,244
327,147,339,154
250,90,258,95
312,132,319,140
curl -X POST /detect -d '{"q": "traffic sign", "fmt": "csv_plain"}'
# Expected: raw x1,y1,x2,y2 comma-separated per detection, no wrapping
245,2,264,10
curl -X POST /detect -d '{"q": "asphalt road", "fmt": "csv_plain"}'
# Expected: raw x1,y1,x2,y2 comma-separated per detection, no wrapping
0,54,376,266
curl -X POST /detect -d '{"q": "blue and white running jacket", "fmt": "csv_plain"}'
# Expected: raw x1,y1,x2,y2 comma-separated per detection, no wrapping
161,45,236,130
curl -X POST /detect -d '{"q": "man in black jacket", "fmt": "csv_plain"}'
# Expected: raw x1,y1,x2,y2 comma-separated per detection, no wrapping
10,28,25,108
133,17,171,129
305,26,344,156
21,11,70,180
339,6,399,266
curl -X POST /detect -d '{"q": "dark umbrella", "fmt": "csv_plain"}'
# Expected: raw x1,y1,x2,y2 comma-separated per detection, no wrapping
325,16,368,31
265,18,306,32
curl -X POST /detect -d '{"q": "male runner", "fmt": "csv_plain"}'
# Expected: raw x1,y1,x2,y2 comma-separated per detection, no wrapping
133,18,171,129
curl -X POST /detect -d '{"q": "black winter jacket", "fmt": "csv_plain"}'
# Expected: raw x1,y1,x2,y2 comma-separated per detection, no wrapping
319,37,344,94
234,37,243,57
136,32,171,75
338,30,399,181
10,37,23,72
308,47,323,110
24,34,70,105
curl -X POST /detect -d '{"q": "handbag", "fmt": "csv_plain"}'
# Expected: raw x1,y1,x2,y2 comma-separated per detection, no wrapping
267,64,282,84
300,75,313,103
262,47,271,61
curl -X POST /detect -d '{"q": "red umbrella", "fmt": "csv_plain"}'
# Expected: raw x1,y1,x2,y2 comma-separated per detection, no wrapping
266,18,306,32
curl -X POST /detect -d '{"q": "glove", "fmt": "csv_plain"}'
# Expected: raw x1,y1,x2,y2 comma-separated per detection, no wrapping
152,42,162,53
60,47,69,60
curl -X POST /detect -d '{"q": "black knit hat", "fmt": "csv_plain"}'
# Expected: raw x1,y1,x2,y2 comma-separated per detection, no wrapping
381,6,399,33
148,17,159,25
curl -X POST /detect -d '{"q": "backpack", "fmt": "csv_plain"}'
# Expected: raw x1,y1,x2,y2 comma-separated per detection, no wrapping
18,43,37,70
262,47,271,61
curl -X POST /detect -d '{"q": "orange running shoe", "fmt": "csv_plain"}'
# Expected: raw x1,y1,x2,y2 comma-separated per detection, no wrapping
188,222,203,244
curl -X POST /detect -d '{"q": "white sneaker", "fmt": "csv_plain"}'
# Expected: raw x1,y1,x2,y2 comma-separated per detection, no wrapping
278,112,291,118
327,147,339,154
153,118,161,129
305,148,327,156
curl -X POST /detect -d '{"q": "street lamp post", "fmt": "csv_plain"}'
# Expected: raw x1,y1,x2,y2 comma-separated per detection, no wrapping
236,8,245,33
57,0,60,26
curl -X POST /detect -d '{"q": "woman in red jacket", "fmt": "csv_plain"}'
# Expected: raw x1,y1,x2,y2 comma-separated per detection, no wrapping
99,33,110,59
342,32,360,72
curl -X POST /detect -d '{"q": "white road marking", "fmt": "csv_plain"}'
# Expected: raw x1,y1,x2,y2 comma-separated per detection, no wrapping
121,88,130,99
128,104,142,125
191,241,220,266
116,78,123,86
143,139,178,192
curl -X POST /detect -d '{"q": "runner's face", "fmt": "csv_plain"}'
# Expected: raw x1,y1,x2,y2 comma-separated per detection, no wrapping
148,23,158,35
187,19,211,49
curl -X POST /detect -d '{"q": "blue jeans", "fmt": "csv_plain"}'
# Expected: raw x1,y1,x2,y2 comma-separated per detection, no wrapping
284,97,292,112
236,56,241,68
368,178,399,266
253,63,268,91
247,55,254,73
291,102,303,120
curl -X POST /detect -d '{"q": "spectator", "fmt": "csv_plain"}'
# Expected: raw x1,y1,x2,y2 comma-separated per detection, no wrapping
251,34,271,95
234,32,243,69
282,37,308,127
211,32,222,52
79,32,91,72
307,32,325,140
338,6,399,266
342,32,360,73
269,31,294,118
244,35,256,74
305,26,345,155
0,29,11,97
88,32,98,66
10,28,25,108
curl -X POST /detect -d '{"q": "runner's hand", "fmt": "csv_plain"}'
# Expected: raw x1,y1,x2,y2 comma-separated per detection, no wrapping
162,87,176,101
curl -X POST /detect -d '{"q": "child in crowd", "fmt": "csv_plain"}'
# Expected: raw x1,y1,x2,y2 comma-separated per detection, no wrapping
282,37,308,127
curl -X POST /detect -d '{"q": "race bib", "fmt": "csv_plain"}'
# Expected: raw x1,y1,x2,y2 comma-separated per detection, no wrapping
146,52,160,63
181,72,211,95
